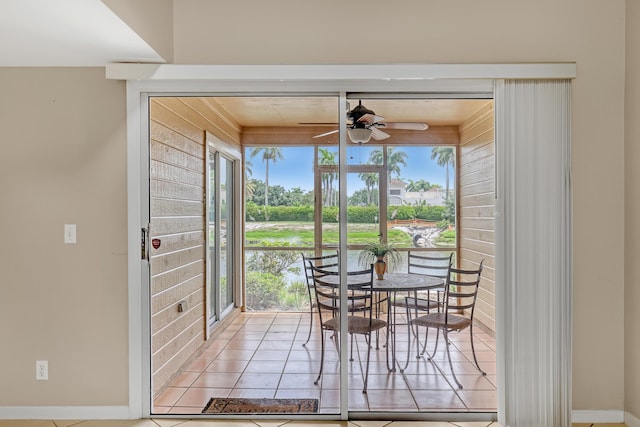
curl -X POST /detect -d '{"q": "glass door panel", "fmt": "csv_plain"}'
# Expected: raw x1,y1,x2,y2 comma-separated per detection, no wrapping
206,134,241,331
207,151,218,324
219,155,234,314
239,97,342,416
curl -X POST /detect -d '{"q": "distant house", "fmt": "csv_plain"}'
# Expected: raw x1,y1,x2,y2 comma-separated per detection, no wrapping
388,178,450,206
388,179,407,205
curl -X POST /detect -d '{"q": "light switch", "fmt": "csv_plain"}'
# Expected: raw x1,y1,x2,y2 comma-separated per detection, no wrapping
64,224,76,244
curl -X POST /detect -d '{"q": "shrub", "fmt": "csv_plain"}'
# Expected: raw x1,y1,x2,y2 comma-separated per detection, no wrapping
321,206,339,223
246,243,301,276
245,244,305,311
347,206,380,223
245,271,287,310
435,229,456,245
281,280,309,311
247,204,447,223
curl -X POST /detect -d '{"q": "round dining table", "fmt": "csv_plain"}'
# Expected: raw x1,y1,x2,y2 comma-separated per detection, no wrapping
373,272,445,372
322,271,445,372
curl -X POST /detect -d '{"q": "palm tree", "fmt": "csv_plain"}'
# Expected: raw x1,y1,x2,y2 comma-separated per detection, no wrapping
358,172,379,205
249,147,283,219
368,147,407,203
318,148,337,206
405,178,433,192
431,146,455,201
244,158,255,200
368,147,408,179
386,148,408,179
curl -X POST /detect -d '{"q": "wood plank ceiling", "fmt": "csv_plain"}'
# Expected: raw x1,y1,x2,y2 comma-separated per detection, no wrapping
202,96,493,146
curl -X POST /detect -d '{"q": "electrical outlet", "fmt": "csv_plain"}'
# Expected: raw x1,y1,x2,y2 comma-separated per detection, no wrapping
36,360,48,380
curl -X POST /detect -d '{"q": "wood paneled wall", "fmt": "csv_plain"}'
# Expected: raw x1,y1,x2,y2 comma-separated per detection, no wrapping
149,97,241,397
458,102,496,333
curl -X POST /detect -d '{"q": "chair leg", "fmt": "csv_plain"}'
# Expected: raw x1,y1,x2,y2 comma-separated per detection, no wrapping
469,323,487,375
314,329,326,385
416,324,424,361
331,331,340,354
419,323,431,355
302,291,314,347
425,327,440,360
349,332,355,361
410,320,423,361
406,291,421,341
405,306,422,366
398,319,411,372
443,329,463,389
362,333,372,393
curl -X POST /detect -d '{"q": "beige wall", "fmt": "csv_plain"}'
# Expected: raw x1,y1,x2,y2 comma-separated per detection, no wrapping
102,0,174,63
626,0,640,418
0,0,634,418
0,68,129,405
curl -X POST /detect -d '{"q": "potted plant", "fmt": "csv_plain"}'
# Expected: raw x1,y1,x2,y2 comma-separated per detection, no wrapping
358,241,402,279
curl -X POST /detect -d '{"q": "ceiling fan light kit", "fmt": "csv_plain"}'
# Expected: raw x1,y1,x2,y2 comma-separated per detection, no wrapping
347,128,373,143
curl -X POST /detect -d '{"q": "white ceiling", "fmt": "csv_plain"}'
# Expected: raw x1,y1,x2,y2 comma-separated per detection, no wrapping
0,0,163,66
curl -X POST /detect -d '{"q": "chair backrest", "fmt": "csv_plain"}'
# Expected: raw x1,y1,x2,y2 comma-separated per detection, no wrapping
301,251,339,287
308,261,376,324
442,260,484,321
407,251,453,279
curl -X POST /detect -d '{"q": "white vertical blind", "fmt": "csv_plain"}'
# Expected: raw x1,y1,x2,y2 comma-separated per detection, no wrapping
495,80,573,426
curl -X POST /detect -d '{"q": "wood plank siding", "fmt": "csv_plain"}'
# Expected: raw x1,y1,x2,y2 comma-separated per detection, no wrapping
458,102,496,333
149,97,241,397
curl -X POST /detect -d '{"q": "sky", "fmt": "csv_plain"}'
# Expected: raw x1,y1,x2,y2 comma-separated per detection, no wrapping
245,145,452,194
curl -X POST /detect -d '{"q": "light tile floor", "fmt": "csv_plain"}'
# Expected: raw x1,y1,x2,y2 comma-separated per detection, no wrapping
153,312,497,415
1,420,505,427
0,419,629,427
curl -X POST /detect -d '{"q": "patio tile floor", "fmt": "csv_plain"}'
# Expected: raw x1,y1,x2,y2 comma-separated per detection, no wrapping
153,311,497,415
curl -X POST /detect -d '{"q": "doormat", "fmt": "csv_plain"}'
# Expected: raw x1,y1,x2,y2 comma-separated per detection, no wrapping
202,397,319,414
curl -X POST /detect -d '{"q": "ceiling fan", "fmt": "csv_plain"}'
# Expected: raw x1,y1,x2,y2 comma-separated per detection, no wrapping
312,100,429,143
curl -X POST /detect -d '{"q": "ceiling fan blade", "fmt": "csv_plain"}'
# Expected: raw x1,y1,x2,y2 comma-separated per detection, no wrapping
381,122,429,130
370,128,390,140
358,113,385,125
313,129,339,138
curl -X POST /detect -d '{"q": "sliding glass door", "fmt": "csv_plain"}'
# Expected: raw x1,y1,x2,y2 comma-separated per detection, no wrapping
206,133,241,330
150,94,495,417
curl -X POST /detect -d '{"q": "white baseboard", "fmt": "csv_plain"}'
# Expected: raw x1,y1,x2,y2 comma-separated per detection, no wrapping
572,409,625,423
626,411,640,427
0,407,635,423
0,406,130,420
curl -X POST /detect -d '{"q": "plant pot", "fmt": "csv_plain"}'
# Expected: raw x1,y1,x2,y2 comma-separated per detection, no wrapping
374,256,387,279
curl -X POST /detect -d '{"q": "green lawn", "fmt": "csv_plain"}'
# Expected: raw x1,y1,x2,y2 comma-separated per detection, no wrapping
244,222,413,246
